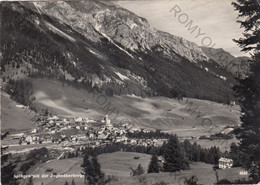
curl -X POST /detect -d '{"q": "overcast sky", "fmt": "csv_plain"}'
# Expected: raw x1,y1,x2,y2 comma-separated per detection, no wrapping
118,0,250,57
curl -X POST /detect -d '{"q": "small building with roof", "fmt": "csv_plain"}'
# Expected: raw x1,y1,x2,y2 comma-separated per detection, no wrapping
219,157,233,169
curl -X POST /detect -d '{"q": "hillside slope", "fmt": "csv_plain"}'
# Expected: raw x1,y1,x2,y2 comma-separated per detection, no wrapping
1,1,237,103
201,47,251,79
1,92,36,132
30,79,241,135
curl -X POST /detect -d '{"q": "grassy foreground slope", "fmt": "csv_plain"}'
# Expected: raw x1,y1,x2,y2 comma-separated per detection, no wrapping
25,152,247,185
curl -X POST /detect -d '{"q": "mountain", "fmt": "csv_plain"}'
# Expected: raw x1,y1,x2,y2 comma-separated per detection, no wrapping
201,47,251,79
30,1,208,63
1,1,238,104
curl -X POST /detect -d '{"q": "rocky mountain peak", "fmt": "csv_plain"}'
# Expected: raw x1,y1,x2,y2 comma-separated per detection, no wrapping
31,1,208,62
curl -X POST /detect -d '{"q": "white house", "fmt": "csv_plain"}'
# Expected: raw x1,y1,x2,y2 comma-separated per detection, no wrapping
31,128,38,134
49,120,55,124
75,117,83,123
25,136,33,143
219,157,233,169
130,139,137,145
89,133,95,139
98,133,108,140
47,115,59,121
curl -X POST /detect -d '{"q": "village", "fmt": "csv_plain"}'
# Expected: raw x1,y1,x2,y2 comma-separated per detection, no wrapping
2,110,249,185
4,113,238,171
3,114,165,154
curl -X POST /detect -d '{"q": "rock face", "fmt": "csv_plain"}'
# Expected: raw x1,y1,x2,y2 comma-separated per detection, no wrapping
1,1,240,103
32,1,208,62
201,47,251,79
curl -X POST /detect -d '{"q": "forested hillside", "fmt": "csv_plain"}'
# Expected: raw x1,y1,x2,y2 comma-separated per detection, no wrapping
0,2,238,103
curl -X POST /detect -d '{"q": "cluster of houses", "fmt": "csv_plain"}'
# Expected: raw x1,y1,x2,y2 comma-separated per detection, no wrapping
34,115,97,133
7,113,244,173
8,114,162,148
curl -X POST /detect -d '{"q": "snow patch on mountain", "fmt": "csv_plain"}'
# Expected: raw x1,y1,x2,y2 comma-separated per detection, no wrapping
114,71,129,81
45,22,76,42
87,47,104,59
95,26,134,59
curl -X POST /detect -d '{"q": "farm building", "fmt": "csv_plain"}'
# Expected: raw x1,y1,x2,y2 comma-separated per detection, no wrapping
219,157,233,169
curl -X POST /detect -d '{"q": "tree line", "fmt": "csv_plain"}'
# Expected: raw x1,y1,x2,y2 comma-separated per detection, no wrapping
80,136,220,166
80,135,216,185
126,130,172,139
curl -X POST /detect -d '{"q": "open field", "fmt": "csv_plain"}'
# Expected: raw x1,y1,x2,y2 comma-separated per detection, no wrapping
22,152,247,185
189,137,238,152
98,152,151,177
1,92,36,133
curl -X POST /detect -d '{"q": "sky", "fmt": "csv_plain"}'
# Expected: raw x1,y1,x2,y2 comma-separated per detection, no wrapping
118,0,250,57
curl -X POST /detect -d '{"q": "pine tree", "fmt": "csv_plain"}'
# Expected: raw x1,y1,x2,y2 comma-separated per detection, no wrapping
91,156,104,181
232,0,260,183
147,155,160,173
1,132,18,185
71,179,76,185
27,176,33,185
81,154,104,184
131,164,144,176
184,176,198,185
81,154,91,168
191,142,200,162
229,142,241,167
249,163,260,183
81,154,92,184
163,135,189,172
232,0,260,52
183,139,193,161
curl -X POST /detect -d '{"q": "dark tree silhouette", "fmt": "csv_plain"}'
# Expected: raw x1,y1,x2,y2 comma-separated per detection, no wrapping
147,155,160,173
27,176,33,185
184,176,198,185
91,156,104,182
229,142,242,167
81,154,104,185
232,0,260,183
163,135,189,172
232,0,260,52
1,132,19,185
130,164,144,176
